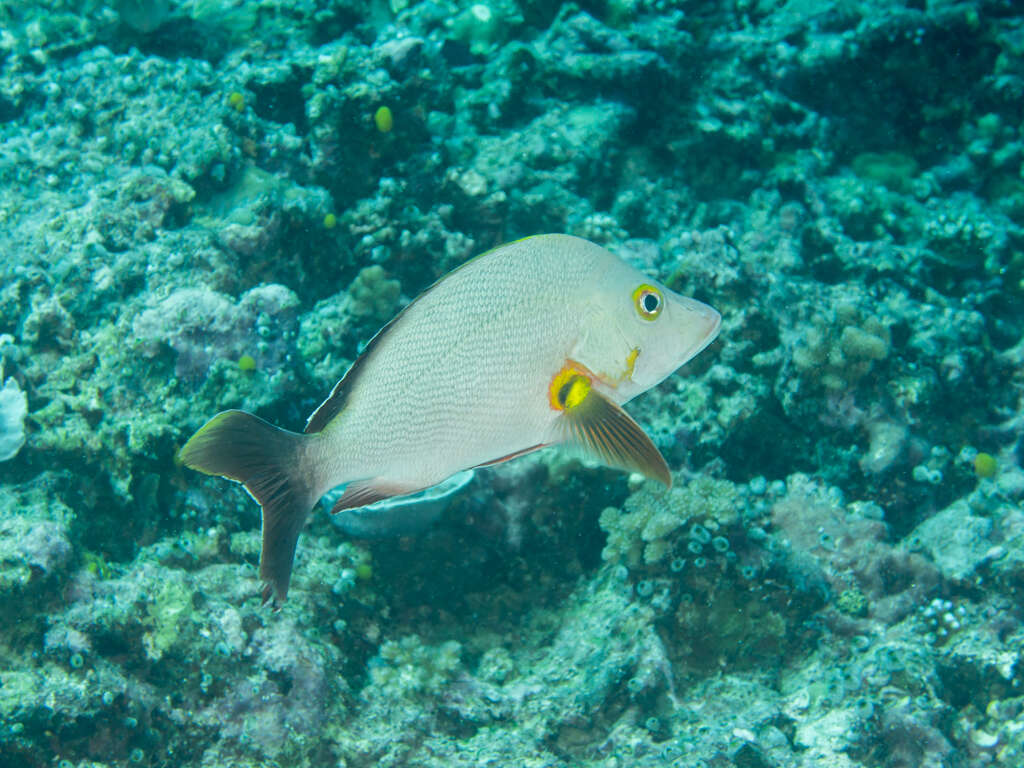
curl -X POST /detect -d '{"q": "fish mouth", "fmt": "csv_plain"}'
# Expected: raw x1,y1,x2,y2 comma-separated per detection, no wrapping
677,297,722,363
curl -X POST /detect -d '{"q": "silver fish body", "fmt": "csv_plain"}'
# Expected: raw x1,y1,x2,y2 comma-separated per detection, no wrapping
180,234,720,604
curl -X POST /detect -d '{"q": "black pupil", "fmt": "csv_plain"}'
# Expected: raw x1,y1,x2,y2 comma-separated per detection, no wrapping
642,293,659,313
557,378,575,407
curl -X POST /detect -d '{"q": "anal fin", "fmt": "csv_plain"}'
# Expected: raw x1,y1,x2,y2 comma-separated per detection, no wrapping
331,479,425,514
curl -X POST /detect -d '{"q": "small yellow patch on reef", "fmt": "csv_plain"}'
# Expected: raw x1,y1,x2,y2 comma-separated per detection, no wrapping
374,105,393,133
228,91,245,112
974,452,997,479
238,354,257,372
323,213,337,229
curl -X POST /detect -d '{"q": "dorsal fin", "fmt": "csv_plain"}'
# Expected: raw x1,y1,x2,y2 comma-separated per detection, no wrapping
304,307,407,433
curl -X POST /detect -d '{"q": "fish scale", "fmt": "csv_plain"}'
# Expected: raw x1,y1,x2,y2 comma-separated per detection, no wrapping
319,238,590,488
179,234,721,604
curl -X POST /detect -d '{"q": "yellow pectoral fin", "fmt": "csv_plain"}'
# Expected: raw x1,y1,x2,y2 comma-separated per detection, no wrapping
555,382,672,487
549,364,593,411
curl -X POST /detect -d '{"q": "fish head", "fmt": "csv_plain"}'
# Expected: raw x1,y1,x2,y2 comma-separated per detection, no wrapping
574,256,721,403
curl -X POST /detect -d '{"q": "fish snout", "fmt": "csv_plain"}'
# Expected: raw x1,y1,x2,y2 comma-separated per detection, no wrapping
673,295,721,365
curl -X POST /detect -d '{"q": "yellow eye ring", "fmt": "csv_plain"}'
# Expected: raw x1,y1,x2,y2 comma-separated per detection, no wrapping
632,284,663,320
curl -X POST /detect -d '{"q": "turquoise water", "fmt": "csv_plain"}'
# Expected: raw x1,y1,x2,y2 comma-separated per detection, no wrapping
1,1,1023,766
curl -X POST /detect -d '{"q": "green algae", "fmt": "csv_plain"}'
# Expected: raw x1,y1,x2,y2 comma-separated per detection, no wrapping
142,573,193,661
851,151,919,192
837,587,870,617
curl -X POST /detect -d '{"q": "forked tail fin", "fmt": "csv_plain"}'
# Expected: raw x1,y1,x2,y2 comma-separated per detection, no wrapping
177,409,319,607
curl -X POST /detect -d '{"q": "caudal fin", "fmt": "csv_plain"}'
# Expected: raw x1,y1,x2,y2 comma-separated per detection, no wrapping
178,410,318,606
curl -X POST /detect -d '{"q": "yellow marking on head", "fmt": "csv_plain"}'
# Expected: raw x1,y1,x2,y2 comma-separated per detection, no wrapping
624,347,639,379
549,364,593,411
632,284,663,320
591,347,641,389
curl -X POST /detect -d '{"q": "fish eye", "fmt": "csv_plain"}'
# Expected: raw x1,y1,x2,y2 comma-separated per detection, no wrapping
632,284,663,320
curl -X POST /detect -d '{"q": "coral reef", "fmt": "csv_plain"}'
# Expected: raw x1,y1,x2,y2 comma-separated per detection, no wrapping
0,368,27,461
1,0,1023,766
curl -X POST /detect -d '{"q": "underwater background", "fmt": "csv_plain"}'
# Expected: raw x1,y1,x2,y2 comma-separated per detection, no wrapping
1,1,1023,766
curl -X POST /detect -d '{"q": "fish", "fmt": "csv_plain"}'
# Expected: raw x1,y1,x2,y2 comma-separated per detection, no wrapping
178,234,721,605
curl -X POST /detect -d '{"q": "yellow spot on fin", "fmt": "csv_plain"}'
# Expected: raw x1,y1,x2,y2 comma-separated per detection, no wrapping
549,363,593,411
556,385,672,487
559,374,591,410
